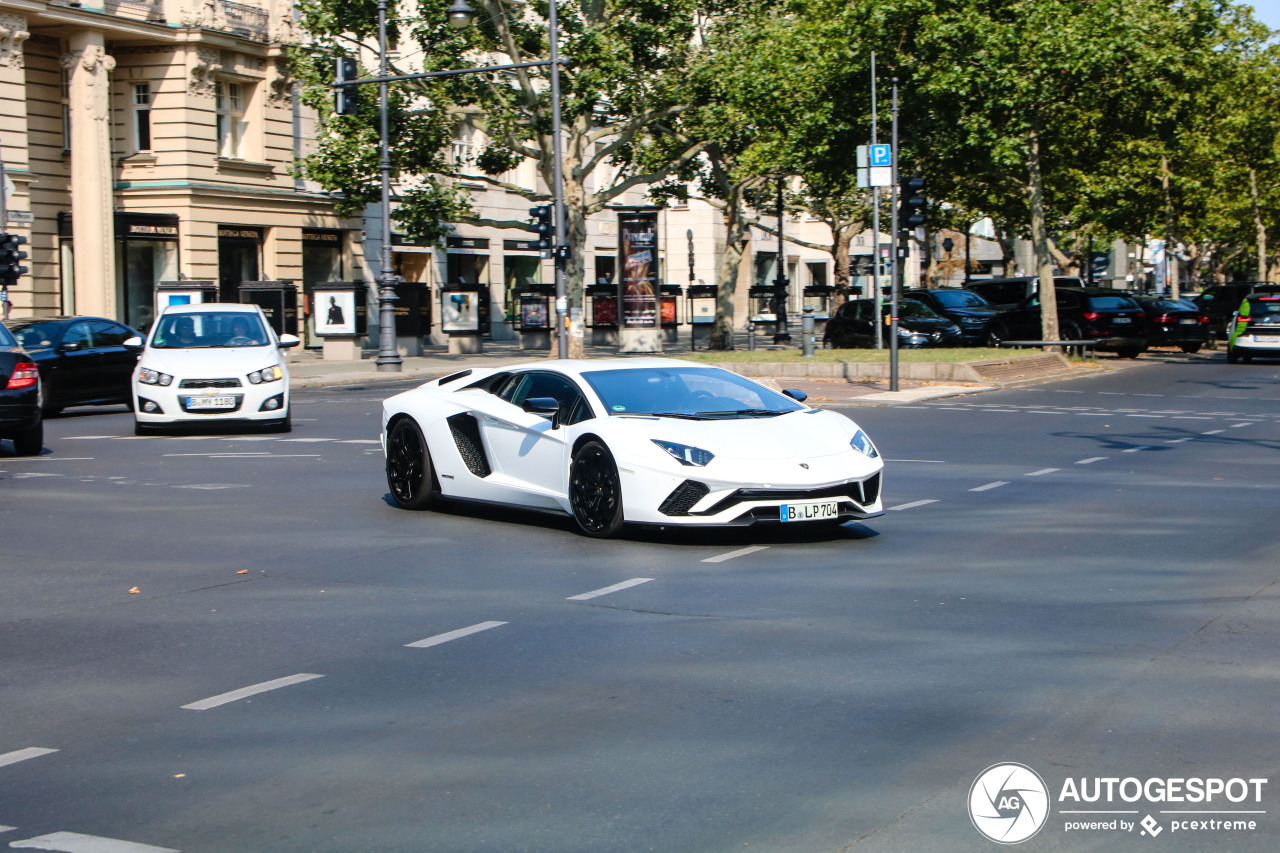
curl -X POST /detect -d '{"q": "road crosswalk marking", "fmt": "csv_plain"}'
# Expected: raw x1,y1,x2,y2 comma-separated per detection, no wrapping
9,831,179,852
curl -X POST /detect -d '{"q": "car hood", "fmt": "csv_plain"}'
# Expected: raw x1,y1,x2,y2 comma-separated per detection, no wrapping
610,408,865,461
137,346,282,376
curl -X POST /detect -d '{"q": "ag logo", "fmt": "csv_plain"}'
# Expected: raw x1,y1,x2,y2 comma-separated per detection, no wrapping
968,763,1050,844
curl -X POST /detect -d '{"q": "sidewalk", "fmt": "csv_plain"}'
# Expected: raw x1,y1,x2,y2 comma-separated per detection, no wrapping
285,334,1079,405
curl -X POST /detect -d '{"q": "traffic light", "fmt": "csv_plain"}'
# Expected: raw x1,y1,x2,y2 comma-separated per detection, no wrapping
335,57,361,116
529,204,553,256
898,176,926,230
0,233,28,286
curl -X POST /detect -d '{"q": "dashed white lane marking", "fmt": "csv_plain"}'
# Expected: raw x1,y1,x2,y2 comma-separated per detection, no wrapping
701,545,769,563
1076,413,1110,417
1230,423,1254,428
970,482,1008,492
1172,416,1212,420
1167,438,1193,444
1026,468,1059,477
1122,446,1151,453
276,438,334,443
1126,414,1165,418
340,439,382,444
63,436,114,440
162,453,321,459
887,500,938,511
1202,429,1226,435
11,473,63,479
171,484,252,490
567,578,654,601
0,458,93,462
406,621,508,649
1076,457,1107,465
0,747,58,768
181,673,324,710
0,825,14,832
9,831,179,852
884,459,945,464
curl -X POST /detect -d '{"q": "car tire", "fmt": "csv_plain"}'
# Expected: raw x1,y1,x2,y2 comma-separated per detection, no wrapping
1242,351,1253,363
569,439,625,538
1116,347,1143,359
1061,322,1083,357
1180,344,1202,354
12,419,43,456
985,323,1007,349
1227,347,1239,364
266,408,292,434
386,417,439,510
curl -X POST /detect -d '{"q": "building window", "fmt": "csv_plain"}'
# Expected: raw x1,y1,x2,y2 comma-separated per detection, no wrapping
215,81,247,159
133,83,152,152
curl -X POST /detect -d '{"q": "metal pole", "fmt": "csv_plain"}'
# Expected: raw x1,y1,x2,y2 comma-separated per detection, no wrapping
964,223,972,285
773,179,791,344
0,147,9,321
375,0,402,371
549,0,568,359
889,78,900,392
871,52,882,349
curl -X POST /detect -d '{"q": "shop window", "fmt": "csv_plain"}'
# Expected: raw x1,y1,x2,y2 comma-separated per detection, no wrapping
133,83,152,152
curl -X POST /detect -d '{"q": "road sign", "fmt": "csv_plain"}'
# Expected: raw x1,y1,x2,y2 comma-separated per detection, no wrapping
870,144,892,167
856,145,893,188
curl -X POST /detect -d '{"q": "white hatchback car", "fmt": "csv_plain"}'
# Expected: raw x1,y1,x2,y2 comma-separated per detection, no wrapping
129,303,299,435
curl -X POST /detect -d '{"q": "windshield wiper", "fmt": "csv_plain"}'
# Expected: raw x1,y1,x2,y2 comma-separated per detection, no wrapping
699,409,786,418
619,411,709,420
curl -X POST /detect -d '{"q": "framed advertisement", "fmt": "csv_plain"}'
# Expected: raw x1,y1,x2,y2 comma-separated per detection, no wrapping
316,291,356,335
519,295,549,330
619,210,659,328
442,290,480,332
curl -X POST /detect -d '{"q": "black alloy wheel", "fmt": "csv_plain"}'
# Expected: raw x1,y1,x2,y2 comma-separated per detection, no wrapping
1180,343,1202,354
386,417,439,510
985,322,1008,349
569,440,624,538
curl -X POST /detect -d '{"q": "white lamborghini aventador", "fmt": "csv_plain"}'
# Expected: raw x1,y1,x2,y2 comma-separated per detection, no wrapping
381,358,884,537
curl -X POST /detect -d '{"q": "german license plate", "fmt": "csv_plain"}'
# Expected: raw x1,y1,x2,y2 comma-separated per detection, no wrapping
780,500,840,522
186,395,236,410
1112,317,1132,324
1179,318,1198,325
1254,335,1280,343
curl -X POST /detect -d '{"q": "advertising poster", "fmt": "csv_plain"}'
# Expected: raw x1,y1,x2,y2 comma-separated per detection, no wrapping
619,210,659,328
442,290,480,332
315,291,356,335
660,295,678,325
592,295,618,326
519,295,549,329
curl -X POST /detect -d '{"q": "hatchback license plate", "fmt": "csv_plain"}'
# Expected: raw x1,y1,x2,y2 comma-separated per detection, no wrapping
186,395,236,410
780,500,841,522
1179,318,1198,325
1112,317,1132,324
1254,335,1280,343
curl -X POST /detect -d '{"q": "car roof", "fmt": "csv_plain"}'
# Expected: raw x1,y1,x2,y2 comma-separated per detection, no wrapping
481,357,730,380
158,302,264,316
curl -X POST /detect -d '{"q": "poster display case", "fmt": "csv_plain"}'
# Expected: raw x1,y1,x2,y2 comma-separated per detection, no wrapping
238,281,299,337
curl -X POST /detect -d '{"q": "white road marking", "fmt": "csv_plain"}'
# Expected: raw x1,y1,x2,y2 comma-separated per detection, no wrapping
63,436,114,440
970,482,1008,492
1026,468,1059,476
1172,416,1212,420
340,439,382,444
0,825,14,832
1126,414,1165,418
167,436,220,441
887,499,938,511
567,578,655,601
701,545,769,563
1202,429,1225,435
220,436,278,442
276,438,334,443
1122,446,1150,453
0,458,94,462
1076,413,1110,416
884,459,946,464
171,484,252,490
1167,438,1193,444
1230,423,1254,428
9,831,179,852
0,747,58,768
406,621,508,649
11,473,62,479
1076,457,1107,464
163,453,321,459
182,673,323,710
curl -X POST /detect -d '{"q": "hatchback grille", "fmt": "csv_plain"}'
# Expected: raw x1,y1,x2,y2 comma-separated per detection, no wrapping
179,378,242,389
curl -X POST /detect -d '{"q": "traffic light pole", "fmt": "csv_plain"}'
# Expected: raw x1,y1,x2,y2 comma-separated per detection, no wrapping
0,148,8,321
374,0,401,372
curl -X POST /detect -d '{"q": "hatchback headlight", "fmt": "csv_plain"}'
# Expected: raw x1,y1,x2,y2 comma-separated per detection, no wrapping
850,428,879,458
248,365,283,384
653,440,714,467
139,368,173,386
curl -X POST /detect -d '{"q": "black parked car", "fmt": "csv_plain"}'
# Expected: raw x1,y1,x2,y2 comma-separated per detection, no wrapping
0,321,43,455
963,275,1085,311
1131,295,1209,353
901,288,1000,345
986,287,1148,358
5,316,141,416
824,298,965,349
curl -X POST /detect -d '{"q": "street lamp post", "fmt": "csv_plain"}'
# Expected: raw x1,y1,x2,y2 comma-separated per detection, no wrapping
374,0,401,372
772,179,791,345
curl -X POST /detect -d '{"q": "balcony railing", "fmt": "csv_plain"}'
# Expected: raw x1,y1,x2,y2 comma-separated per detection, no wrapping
103,0,166,22
219,0,270,42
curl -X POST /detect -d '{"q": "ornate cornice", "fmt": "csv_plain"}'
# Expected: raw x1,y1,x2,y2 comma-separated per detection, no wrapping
0,13,30,69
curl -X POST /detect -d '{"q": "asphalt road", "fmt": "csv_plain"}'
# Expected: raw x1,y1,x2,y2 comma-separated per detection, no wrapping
2,351,1279,852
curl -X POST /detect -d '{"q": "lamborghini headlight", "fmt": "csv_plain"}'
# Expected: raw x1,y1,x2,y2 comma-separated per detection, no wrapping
653,440,714,467
849,428,879,458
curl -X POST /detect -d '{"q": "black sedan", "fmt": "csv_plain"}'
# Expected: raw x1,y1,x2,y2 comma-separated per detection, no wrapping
901,288,1000,345
986,287,1148,358
1131,296,1209,353
0,321,43,455
6,316,140,416
824,298,965,349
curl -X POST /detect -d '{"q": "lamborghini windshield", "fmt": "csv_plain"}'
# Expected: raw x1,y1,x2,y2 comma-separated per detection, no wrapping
581,366,805,419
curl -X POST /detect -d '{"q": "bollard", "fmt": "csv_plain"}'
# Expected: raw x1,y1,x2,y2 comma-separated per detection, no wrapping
802,309,814,358
747,324,755,351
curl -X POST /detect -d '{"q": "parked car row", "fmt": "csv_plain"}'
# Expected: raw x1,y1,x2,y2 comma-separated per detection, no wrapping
824,278,1214,358
1,303,299,453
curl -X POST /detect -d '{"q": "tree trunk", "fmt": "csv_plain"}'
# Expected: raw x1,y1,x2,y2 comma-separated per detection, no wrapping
1161,154,1179,299
1250,165,1267,283
1024,127,1060,345
711,185,748,350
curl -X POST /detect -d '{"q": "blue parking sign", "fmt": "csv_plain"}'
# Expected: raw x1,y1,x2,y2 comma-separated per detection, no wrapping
870,144,892,167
